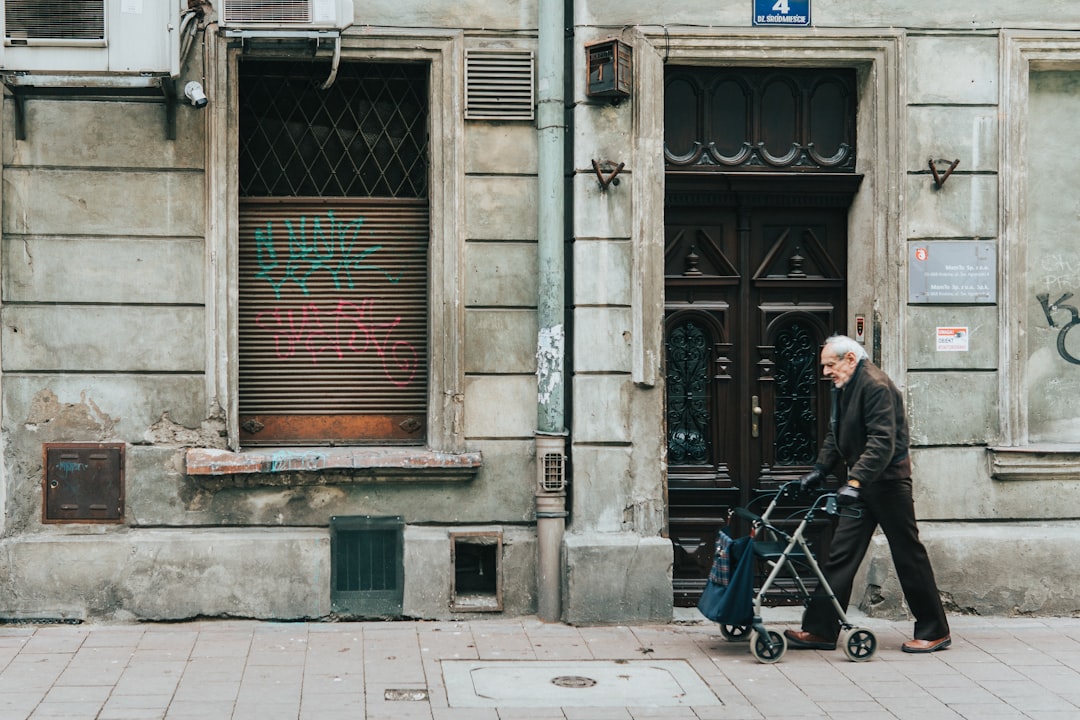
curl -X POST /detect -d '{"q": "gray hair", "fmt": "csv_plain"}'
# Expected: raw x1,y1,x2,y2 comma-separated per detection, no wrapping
823,334,869,361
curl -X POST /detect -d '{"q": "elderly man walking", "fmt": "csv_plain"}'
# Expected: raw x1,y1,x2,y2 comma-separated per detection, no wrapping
785,334,951,654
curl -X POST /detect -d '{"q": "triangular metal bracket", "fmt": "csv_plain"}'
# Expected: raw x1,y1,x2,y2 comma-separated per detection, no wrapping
928,157,960,188
591,159,625,190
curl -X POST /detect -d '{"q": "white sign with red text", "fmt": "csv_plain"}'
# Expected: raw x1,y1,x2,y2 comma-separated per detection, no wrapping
936,327,969,352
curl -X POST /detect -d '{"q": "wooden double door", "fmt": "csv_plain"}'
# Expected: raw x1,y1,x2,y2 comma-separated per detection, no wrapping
664,173,861,606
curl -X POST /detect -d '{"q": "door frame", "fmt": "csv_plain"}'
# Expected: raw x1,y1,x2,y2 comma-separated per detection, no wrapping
629,29,905,391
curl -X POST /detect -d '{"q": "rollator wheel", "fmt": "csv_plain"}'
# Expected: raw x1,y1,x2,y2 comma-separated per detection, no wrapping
720,624,750,641
840,628,877,662
748,628,787,664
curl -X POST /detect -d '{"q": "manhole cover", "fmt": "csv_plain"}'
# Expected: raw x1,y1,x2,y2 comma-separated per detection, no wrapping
551,675,597,689
443,660,721,708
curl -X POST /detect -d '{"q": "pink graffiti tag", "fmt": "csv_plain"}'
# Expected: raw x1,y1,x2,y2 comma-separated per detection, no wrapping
256,299,420,386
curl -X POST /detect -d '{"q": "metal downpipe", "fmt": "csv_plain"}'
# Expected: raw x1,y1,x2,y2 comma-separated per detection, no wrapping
535,0,568,622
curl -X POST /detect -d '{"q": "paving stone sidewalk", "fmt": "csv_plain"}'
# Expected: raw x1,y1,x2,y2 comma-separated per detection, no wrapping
0,608,1077,719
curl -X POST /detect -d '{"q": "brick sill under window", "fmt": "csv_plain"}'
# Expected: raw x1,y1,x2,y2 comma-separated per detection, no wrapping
987,444,1080,481
186,447,482,487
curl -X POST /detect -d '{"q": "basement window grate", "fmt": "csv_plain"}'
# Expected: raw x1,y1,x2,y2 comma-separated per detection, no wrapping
451,531,502,612
330,515,404,618
465,48,535,121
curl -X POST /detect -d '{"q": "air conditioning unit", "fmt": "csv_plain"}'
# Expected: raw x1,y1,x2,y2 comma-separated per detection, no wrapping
0,0,180,76
219,0,354,30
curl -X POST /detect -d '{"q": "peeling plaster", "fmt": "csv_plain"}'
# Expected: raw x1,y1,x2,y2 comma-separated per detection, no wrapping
23,389,117,438
145,412,227,448
536,324,564,404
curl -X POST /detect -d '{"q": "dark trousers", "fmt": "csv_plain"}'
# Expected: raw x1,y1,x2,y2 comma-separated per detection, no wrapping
802,477,950,642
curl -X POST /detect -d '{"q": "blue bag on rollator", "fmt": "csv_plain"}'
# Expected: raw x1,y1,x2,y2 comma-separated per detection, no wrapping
696,529,755,626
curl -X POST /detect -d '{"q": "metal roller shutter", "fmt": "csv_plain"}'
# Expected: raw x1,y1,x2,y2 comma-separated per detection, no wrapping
238,198,428,445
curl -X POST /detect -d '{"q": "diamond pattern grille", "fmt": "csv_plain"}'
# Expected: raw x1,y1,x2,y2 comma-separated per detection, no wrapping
239,59,428,198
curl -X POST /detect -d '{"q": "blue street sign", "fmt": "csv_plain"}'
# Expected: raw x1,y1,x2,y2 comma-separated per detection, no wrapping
753,0,811,27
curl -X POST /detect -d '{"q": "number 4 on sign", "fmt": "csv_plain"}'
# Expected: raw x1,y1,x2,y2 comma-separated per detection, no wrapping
773,0,790,12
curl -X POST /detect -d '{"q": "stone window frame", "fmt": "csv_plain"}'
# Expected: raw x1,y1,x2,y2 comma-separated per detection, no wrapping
191,27,476,478
990,31,1080,481
628,28,905,387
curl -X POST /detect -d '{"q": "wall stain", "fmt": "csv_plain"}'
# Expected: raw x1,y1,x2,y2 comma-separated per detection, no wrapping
24,389,117,438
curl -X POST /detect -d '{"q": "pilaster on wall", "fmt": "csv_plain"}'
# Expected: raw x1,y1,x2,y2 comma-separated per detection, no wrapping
998,30,1080,447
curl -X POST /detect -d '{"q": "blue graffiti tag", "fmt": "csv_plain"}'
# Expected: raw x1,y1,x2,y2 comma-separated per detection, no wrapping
254,210,402,298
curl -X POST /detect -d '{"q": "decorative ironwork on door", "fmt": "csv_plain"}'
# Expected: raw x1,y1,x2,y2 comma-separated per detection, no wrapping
666,320,711,465
772,320,821,466
664,67,856,173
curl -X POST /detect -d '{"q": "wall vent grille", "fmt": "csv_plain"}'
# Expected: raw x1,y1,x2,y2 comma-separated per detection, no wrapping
4,0,105,43
330,515,404,618
221,0,312,24
465,48,535,121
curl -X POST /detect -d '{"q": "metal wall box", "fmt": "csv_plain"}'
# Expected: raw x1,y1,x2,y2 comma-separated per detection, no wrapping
451,531,503,612
586,38,632,100
330,515,404,618
42,443,124,524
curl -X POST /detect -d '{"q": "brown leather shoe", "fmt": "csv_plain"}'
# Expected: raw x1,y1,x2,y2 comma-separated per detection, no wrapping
901,636,951,653
783,629,836,650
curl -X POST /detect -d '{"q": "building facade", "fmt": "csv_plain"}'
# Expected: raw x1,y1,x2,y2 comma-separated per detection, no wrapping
0,0,1078,624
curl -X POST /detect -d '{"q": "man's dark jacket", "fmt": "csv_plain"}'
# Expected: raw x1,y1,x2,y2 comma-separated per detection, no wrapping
814,359,911,485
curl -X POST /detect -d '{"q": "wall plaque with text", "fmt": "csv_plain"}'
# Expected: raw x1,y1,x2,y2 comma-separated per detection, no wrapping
909,241,996,304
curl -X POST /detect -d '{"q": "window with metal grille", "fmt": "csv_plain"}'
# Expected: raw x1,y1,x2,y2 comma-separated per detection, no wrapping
237,59,430,446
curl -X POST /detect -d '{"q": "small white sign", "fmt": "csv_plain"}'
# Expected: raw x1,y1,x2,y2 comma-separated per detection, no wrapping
121,0,143,14
936,327,969,352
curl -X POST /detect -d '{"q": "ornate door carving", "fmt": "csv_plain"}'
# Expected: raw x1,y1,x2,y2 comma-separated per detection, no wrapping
664,174,860,605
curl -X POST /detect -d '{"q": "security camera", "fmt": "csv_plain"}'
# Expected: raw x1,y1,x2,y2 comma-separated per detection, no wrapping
184,81,208,108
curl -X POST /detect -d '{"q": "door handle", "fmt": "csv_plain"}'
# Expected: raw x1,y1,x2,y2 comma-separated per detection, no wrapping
751,395,762,438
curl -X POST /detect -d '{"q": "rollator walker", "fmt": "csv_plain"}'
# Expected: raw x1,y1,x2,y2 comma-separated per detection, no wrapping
703,480,878,664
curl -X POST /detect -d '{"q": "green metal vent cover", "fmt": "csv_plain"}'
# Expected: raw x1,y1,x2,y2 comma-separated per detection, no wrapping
330,515,404,618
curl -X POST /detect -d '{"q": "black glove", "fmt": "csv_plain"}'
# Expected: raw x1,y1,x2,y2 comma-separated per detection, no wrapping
799,468,825,493
837,483,861,506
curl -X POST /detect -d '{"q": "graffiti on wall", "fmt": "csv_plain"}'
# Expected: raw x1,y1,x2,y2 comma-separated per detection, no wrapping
1037,291,1080,365
255,299,419,386
254,210,402,298
250,210,420,385
55,461,89,477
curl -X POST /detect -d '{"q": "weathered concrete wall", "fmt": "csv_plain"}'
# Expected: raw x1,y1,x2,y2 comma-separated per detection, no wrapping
563,1,1080,622
1025,69,1080,442
0,530,329,622
0,37,549,620
404,525,537,618
857,523,1080,619
1,0,1078,625
1,98,209,545
913,448,1080,520
563,534,672,625
573,0,1080,30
